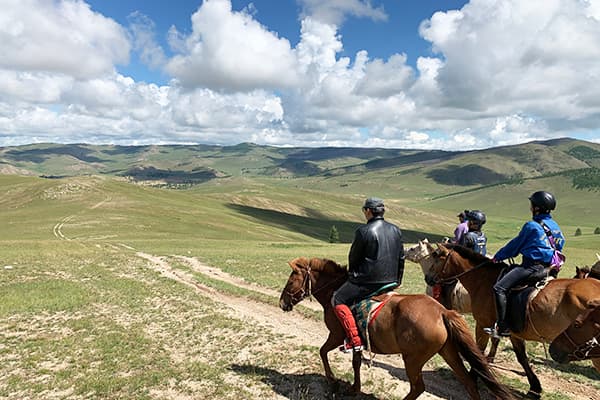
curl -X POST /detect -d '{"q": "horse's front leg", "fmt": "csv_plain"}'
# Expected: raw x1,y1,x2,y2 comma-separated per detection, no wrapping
511,336,542,399
486,337,500,362
320,332,342,382
351,350,362,393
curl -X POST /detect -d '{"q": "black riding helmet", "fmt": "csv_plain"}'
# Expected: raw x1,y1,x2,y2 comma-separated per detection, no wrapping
466,210,486,226
529,191,556,212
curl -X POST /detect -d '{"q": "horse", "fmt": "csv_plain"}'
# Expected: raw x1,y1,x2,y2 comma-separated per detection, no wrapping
405,239,501,362
549,299,600,371
279,256,513,400
424,243,600,399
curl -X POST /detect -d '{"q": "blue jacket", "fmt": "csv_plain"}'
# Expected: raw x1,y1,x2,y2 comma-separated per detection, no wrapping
493,214,564,266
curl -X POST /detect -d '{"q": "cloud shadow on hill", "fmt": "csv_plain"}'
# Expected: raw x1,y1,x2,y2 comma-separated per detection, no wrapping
226,204,446,244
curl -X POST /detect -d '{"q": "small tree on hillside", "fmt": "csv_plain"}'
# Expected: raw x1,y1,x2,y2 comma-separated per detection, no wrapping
595,227,600,234
575,227,582,236
329,225,340,243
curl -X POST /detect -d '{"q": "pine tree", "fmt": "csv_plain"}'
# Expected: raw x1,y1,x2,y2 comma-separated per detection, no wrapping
594,227,600,235
329,225,340,243
575,227,582,236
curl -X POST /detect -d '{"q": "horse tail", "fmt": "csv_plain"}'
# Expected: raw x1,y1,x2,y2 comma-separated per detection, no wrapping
443,311,514,399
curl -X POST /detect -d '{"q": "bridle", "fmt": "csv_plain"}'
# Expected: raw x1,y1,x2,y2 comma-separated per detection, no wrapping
559,324,600,360
429,249,490,284
284,266,313,305
283,266,347,305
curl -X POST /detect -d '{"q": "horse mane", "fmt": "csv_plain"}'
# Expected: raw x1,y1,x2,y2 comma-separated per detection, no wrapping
443,243,495,266
309,258,347,275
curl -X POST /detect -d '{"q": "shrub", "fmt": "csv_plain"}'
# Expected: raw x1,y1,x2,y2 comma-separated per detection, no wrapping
595,227,600,234
575,228,582,236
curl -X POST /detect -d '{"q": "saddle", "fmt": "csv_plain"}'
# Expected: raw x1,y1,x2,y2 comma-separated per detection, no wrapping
350,283,398,349
502,266,554,333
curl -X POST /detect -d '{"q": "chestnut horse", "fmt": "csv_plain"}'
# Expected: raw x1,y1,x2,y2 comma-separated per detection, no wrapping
405,239,501,362
549,299,600,371
424,244,600,398
279,257,512,400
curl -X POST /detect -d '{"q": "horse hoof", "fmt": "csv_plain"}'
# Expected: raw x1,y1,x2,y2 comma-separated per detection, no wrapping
526,390,541,399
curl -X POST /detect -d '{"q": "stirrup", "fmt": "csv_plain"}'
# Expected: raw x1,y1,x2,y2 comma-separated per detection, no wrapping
339,338,363,353
483,324,511,339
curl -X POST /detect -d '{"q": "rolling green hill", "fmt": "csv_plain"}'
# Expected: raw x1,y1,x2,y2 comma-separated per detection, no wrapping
2,137,600,267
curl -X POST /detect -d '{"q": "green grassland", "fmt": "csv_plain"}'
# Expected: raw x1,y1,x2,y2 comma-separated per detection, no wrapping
1,139,600,399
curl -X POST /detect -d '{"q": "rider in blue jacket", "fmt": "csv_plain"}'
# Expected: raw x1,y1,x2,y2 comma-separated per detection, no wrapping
484,191,565,339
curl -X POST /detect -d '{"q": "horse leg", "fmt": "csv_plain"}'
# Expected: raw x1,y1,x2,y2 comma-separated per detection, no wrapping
439,343,481,400
511,336,542,399
319,332,342,383
351,350,362,393
401,353,428,400
487,337,500,362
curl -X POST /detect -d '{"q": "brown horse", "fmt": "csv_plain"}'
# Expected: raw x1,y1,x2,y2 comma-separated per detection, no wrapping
405,239,501,362
279,257,513,400
424,244,600,398
549,299,600,371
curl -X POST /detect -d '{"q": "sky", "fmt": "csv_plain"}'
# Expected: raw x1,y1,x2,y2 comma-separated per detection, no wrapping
1,0,600,150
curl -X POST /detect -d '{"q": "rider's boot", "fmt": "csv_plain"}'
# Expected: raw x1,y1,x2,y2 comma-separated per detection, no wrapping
333,304,364,353
484,291,511,339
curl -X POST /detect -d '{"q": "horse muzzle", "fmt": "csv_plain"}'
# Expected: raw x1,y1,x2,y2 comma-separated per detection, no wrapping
279,298,294,312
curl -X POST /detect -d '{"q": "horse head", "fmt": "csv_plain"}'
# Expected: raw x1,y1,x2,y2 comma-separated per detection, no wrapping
279,257,312,311
405,239,439,278
574,266,590,279
279,257,346,311
550,299,600,363
424,244,454,286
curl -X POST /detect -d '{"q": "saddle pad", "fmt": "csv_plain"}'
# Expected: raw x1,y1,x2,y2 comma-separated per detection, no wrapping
351,293,394,347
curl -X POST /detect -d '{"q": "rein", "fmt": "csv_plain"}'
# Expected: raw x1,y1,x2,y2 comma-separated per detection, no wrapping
433,249,490,284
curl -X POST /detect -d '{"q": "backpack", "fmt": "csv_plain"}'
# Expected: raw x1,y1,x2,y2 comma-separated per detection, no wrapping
539,221,565,273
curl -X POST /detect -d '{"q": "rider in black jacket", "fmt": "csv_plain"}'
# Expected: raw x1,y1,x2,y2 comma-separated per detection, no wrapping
332,197,405,352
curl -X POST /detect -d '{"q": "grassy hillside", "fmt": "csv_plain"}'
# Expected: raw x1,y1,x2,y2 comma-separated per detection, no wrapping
1,164,599,398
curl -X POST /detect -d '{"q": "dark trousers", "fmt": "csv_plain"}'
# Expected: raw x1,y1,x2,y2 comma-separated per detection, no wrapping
492,263,543,329
332,281,384,307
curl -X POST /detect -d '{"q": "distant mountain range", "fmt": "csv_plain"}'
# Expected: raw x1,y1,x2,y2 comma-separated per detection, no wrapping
1,138,599,188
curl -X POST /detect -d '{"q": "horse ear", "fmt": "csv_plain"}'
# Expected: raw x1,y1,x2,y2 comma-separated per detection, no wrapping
596,253,600,261
436,243,448,255
426,241,435,253
423,238,429,243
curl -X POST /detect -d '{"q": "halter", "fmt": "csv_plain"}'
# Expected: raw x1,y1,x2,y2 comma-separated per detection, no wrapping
559,325,600,361
284,265,347,305
284,266,313,305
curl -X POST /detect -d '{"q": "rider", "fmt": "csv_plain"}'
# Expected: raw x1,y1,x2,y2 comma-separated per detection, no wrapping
332,197,405,352
484,191,565,339
452,210,470,244
460,210,487,256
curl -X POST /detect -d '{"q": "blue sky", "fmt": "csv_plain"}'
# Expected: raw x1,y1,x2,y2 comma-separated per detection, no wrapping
1,0,599,149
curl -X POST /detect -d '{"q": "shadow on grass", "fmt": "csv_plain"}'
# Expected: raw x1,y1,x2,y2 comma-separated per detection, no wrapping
230,360,513,400
531,357,600,380
227,204,446,244
230,363,379,400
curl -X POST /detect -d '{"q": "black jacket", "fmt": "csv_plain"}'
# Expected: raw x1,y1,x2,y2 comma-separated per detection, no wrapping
348,216,405,285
